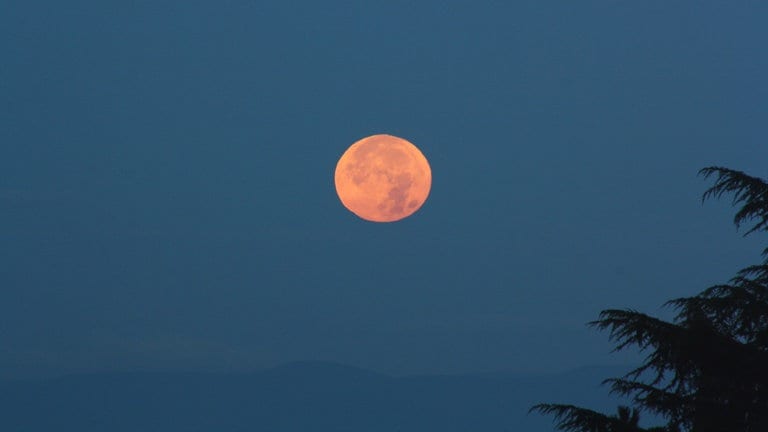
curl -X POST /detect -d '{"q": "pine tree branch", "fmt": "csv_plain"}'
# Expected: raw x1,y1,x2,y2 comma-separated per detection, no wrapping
530,404,651,432
603,378,690,421
699,166,768,235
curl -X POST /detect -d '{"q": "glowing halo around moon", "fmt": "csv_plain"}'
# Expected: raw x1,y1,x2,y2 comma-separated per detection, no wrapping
334,134,432,222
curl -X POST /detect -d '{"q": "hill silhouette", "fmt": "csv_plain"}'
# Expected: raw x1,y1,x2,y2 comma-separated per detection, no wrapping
0,361,628,431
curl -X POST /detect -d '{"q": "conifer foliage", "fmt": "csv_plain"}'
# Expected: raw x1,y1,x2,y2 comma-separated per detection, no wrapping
532,167,768,432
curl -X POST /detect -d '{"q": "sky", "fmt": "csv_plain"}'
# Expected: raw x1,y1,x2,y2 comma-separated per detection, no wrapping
2,0,767,379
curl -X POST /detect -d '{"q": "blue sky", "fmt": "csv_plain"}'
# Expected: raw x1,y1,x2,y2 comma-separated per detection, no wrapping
2,0,767,377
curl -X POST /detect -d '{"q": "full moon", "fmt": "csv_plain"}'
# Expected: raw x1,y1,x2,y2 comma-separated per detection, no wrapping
334,134,432,222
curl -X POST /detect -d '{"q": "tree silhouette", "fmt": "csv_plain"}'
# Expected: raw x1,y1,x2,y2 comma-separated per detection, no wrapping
532,404,657,432
532,167,768,432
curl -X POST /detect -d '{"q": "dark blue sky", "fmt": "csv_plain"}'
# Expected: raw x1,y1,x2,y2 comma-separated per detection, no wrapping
2,0,767,378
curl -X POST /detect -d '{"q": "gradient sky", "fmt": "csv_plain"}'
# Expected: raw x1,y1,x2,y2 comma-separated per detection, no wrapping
2,0,767,378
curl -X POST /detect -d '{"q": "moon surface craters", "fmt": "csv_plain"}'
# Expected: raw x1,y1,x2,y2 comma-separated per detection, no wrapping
334,134,431,223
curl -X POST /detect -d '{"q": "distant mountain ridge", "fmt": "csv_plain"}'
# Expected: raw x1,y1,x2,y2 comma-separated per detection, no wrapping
0,362,631,431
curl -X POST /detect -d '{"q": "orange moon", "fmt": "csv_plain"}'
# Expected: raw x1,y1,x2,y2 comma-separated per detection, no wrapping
334,134,432,222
